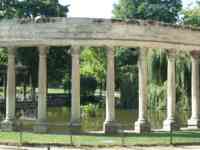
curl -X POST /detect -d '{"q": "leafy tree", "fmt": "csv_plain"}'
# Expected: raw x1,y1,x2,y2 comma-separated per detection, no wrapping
0,0,70,97
112,0,183,109
80,47,107,96
0,0,18,19
182,6,200,26
113,0,182,23
15,0,68,18
115,48,139,108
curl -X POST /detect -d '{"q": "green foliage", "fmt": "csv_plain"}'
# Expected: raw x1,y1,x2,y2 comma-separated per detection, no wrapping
0,48,7,64
81,103,100,117
148,49,167,85
112,0,183,109
116,48,139,108
15,0,68,18
0,1,70,90
80,47,106,84
182,7,200,26
175,52,191,110
80,75,98,97
0,0,18,19
148,82,167,110
0,0,68,19
48,47,70,84
113,0,182,23
80,47,107,98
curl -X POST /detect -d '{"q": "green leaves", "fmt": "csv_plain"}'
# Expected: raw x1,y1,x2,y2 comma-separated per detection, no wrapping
182,7,200,27
113,0,182,23
0,0,69,19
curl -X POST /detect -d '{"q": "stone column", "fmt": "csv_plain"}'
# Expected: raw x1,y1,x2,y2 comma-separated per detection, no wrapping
34,46,48,133
134,48,150,133
1,47,16,131
103,47,119,134
70,46,81,127
163,50,179,131
188,51,200,129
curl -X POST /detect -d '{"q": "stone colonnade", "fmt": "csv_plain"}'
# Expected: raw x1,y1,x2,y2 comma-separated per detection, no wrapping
1,45,200,133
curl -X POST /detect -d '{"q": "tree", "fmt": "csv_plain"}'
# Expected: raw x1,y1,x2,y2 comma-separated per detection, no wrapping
113,0,182,23
15,0,68,18
0,0,18,19
115,48,139,108
0,0,70,97
80,47,107,97
182,7,200,27
112,0,183,109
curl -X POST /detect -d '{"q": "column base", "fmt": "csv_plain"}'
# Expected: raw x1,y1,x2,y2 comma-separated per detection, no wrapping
163,119,179,131
103,121,120,134
68,120,81,133
188,118,200,129
134,120,151,133
34,121,48,133
1,119,16,131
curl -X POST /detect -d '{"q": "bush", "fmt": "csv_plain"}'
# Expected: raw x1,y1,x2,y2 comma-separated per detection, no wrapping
81,103,100,117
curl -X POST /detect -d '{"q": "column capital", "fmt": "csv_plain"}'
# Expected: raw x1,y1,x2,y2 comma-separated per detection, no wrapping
7,47,17,56
71,45,81,56
139,48,148,59
166,49,176,59
190,50,200,59
38,46,49,56
106,46,115,57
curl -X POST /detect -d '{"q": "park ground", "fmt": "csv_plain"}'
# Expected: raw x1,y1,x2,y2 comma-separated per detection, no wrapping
1,145,200,150
0,131,200,149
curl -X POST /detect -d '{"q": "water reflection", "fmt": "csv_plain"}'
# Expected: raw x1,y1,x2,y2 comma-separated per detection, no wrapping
14,107,191,131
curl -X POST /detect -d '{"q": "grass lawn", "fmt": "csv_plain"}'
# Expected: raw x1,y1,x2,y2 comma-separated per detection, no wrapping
0,131,200,146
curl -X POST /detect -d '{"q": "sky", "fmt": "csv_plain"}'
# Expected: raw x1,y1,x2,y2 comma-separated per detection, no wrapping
58,0,198,18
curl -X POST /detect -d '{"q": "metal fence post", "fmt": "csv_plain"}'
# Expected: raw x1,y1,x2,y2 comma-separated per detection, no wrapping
19,121,23,146
170,126,173,145
70,134,73,145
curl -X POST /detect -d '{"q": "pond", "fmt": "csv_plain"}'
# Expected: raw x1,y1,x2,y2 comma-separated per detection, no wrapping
18,107,191,132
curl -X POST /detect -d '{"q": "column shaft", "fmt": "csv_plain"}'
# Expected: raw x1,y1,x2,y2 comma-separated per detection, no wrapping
135,48,150,133
188,51,200,129
103,47,118,134
34,46,48,133
163,50,179,131
70,46,80,126
1,47,16,131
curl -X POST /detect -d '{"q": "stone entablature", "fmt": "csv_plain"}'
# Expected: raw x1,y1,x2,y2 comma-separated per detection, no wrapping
0,17,199,50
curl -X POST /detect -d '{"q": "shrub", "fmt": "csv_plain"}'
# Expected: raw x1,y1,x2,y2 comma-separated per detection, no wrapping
81,103,100,117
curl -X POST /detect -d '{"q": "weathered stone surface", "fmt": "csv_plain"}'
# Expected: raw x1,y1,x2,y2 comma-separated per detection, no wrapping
0,18,199,50
103,121,120,134
188,52,200,129
70,46,81,126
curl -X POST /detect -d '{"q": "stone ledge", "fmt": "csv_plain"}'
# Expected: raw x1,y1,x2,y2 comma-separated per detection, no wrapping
103,121,120,134
163,119,179,131
1,119,16,131
134,120,151,133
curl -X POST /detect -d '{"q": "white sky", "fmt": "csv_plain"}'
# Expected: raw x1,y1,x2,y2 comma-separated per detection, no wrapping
58,0,198,18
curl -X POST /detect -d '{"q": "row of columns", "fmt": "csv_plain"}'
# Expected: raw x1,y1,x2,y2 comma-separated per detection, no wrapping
1,46,200,133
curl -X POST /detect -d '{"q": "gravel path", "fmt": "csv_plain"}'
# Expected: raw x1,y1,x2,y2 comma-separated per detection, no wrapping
0,145,200,150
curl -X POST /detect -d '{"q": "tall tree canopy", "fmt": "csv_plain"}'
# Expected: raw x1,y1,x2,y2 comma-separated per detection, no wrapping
0,0,68,19
0,0,70,92
182,6,200,27
112,0,183,109
113,0,182,23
